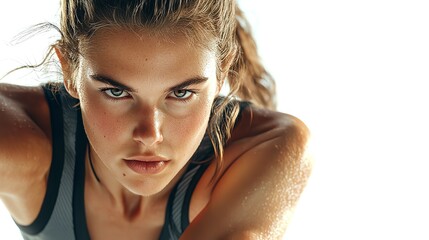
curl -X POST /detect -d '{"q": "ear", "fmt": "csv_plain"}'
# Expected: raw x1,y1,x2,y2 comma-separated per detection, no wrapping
54,47,79,99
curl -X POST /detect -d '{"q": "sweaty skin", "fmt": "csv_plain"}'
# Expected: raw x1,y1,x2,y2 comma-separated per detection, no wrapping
0,29,312,240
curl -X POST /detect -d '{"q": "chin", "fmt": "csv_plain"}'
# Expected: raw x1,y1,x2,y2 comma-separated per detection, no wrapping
126,178,170,197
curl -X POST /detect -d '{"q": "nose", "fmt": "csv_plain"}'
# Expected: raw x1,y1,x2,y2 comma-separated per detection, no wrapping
132,107,164,146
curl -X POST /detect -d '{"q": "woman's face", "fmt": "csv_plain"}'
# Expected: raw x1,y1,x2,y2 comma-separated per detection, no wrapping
71,28,219,196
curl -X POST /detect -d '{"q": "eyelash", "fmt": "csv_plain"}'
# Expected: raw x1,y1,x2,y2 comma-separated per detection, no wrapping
99,88,131,100
98,87,197,102
168,89,197,102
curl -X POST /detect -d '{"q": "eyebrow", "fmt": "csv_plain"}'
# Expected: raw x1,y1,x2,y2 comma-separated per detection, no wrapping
90,74,135,92
168,76,208,92
89,74,208,93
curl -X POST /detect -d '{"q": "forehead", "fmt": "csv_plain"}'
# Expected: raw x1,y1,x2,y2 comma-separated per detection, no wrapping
79,28,217,80
82,27,216,59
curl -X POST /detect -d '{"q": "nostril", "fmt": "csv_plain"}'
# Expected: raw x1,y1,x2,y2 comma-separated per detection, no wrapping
132,107,163,146
132,125,163,146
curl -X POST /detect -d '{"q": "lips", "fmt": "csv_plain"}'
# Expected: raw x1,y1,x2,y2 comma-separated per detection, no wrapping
124,155,170,174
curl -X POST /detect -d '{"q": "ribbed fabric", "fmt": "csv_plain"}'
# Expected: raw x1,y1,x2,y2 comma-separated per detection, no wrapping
158,143,211,240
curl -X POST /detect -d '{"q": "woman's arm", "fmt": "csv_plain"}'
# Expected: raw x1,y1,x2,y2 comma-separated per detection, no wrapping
181,113,313,240
0,83,52,224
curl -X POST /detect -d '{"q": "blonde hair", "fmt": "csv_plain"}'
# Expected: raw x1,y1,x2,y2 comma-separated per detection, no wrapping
19,0,277,180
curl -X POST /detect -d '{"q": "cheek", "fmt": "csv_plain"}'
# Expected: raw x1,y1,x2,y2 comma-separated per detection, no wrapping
165,100,213,154
171,111,207,136
86,108,119,140
79,91,127,145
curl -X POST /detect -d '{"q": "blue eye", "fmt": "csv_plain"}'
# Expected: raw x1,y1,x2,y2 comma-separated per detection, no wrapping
170,90,194,101
100,88,130,99
173,90,191,98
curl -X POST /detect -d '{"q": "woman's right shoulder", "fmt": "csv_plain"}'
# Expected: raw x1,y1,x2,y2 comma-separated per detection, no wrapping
0,83,52,199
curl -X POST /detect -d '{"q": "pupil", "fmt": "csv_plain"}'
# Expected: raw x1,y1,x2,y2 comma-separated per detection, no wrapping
175,90,186,97
111,89,123,96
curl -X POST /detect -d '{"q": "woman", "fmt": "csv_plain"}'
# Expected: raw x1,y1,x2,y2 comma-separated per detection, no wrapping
0,0,312,239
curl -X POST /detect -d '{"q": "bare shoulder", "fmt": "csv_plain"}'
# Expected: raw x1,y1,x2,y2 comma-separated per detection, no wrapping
229,104,313,192
231,104,310,143
226,104,312,167
184,105,313,239
0,83,52,223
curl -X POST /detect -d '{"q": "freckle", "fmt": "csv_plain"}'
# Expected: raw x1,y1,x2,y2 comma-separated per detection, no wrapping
145,58,148,61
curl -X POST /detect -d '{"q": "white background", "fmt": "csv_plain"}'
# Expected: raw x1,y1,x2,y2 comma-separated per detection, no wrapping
1,0,429,239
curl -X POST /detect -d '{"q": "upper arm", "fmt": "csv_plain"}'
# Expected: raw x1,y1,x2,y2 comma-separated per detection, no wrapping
0,84,51,197
181,114,313,240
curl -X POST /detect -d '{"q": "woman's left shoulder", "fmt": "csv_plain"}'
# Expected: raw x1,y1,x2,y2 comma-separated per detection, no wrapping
221,103,314,194
229,104,311,153
184,105,313,239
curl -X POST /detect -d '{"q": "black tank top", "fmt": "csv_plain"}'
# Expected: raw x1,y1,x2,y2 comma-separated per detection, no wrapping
15,83,249,240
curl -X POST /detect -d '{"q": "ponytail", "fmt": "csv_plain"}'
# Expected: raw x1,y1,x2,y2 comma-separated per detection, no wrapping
228,7,276,110
207,6,276,183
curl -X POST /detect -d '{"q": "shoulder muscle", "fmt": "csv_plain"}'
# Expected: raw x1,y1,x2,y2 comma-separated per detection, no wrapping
0,84,52,197
183,109,313,239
